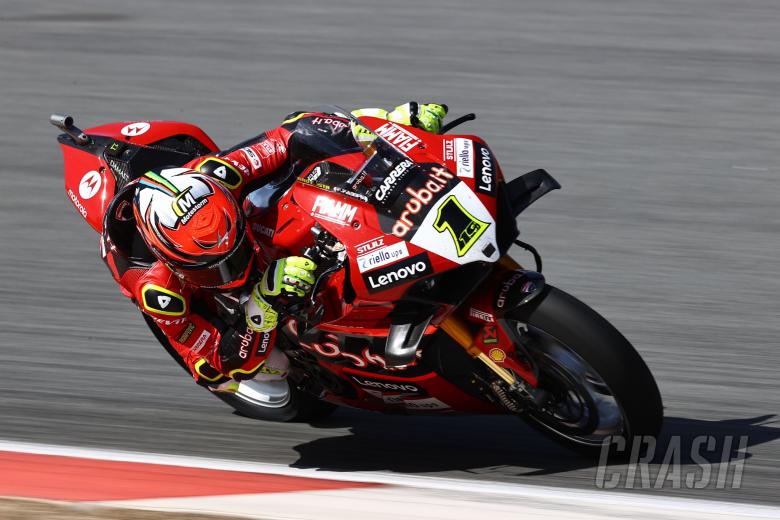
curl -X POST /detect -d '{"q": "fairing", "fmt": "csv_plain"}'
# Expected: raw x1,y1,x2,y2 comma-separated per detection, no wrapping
59,120,218,233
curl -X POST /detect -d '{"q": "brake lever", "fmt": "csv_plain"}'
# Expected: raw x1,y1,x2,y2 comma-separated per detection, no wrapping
282,252,343,330
309,261,343,305
440,113,476,134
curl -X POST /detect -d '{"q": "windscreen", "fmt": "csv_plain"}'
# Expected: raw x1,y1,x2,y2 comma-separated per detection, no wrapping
294,106,431,209
299,108,498,267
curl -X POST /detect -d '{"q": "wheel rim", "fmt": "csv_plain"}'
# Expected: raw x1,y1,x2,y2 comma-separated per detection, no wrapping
512,323,627,446
234,379,292,409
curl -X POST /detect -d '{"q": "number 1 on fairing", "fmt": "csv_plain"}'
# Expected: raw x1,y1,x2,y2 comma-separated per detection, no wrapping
433,195,489,257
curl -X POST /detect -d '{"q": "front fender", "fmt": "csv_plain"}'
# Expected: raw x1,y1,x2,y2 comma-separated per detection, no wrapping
463,267,546,322
493,269,546,319
458,267,545,387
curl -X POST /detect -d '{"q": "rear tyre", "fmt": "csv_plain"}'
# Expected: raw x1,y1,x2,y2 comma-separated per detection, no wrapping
504,285,663,456
143,314,336,422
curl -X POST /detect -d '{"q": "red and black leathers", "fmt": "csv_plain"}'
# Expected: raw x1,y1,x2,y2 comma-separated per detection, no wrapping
104,111,361,387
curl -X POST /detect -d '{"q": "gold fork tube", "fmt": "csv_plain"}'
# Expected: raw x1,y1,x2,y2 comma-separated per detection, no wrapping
439,315,517,386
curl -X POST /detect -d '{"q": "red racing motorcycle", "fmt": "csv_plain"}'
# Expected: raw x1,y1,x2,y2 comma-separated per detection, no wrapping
51,108,662,455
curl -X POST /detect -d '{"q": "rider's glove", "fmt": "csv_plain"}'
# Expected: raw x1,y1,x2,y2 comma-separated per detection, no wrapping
261,256,318,298
243,256,318,332
388,102,449,134
351,102,449,139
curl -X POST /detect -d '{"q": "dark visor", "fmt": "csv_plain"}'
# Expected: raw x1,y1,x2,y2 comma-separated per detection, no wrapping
176,232,254,289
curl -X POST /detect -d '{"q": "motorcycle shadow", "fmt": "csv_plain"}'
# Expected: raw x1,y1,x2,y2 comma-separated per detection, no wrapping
649,414,778,466
290,411,779,476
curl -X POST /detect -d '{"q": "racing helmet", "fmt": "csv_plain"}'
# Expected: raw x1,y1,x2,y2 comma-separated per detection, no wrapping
133,168,254,289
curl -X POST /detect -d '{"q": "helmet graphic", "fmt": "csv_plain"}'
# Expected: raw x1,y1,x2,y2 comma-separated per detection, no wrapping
133,168,254,289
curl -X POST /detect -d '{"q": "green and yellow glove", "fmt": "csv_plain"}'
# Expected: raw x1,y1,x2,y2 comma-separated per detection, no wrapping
261,256,318,298
244,284,278,332
243,256,318,333
352,102,449,135
389,102,448,134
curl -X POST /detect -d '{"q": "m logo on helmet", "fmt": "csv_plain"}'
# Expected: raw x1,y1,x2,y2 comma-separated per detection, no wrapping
171,187,210,225
173,188,198,216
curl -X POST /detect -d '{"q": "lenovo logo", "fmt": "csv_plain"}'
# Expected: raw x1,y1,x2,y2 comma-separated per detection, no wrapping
362,253,432,293
351,376,420,393
476,145,495,195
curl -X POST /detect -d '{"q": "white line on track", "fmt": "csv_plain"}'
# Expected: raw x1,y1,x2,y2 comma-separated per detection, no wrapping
1,439,779,519
731,165,770,171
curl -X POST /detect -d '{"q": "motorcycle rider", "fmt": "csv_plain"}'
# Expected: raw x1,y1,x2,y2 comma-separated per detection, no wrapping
117,103,448,393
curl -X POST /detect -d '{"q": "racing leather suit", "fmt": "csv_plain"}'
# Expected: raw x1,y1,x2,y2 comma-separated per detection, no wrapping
109,107,438,388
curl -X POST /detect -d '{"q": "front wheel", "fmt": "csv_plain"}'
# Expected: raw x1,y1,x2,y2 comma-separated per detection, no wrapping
504,285,663,455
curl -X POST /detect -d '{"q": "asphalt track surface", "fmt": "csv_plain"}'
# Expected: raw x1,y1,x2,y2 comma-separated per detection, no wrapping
1,0,778,507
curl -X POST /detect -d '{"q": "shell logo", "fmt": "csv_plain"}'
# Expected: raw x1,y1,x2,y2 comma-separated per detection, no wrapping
488,348,506,363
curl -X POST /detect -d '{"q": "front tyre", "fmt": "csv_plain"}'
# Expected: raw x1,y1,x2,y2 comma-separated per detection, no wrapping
504,285,663,455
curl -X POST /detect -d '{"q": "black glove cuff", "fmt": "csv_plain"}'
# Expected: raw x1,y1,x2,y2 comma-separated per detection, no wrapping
408,101,420,128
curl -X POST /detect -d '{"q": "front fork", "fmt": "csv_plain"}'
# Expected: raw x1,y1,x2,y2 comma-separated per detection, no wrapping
439,314,519,385
439,255,544,410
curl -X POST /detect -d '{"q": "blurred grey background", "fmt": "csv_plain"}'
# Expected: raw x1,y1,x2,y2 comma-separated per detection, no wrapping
0,0,778,505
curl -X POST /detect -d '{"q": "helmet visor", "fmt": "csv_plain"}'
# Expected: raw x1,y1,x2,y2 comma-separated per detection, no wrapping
176,232,254,289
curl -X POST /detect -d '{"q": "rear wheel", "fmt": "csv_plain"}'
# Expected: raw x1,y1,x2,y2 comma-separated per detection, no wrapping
504,285,663,455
